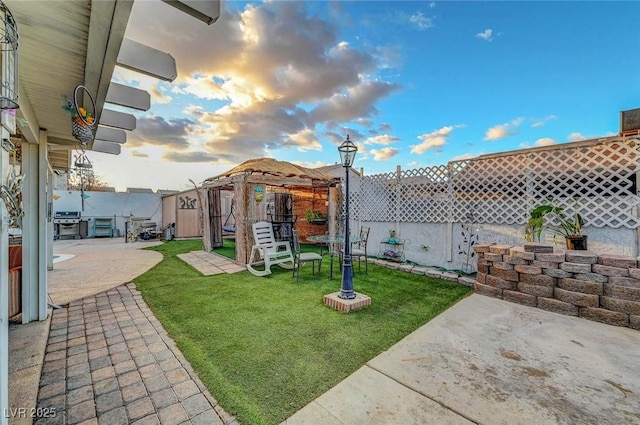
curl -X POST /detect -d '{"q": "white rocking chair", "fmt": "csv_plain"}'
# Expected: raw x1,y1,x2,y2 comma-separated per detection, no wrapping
246,221,294,277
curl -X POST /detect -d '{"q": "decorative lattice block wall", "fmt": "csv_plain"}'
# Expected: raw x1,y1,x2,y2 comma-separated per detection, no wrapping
351,138,640,229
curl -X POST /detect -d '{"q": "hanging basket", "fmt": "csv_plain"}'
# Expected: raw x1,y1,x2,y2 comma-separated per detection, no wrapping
68,85,96,146
72,120,95,145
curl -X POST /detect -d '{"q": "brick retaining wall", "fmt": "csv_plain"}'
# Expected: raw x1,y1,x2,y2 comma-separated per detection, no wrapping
473,243,640,330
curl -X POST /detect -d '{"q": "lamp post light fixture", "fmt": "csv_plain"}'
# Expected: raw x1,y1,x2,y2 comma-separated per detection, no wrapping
338,134,357,299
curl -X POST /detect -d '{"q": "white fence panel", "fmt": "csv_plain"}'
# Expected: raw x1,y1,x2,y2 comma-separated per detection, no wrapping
353,138,640,229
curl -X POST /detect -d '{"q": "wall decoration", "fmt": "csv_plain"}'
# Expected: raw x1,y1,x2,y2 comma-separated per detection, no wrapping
0,166,24,227
179,195,197,209
254,185,264,202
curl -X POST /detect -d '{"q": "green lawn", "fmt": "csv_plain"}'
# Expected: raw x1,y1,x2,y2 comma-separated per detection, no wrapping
135,240,471,425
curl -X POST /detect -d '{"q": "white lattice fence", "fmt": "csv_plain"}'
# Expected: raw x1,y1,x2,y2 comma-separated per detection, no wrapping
353,138,640,228
525,141,640,228
450,154,530,224
399,165,450,222
351,171,396,221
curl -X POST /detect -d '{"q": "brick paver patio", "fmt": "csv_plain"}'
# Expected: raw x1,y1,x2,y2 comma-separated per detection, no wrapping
35,284,235,425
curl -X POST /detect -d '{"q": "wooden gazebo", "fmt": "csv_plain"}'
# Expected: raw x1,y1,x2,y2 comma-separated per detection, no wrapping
201,158,340,264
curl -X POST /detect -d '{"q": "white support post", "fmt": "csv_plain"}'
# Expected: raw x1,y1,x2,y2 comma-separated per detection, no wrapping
46,165,54,271
21,129,49,323
21,142,37,323
38,130,48,319
0,127,10,425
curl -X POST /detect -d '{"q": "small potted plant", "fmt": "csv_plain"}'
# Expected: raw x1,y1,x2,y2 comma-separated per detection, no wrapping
305,209,326,224
525,198,586,250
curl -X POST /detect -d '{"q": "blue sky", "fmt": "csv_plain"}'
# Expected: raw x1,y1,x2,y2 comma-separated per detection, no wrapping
88,1,640,191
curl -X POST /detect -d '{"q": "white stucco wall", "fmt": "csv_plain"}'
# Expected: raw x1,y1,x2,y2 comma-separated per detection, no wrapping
53,190,162,237
358,220,638,272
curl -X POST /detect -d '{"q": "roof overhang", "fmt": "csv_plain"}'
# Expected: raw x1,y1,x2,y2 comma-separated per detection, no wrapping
7,0,134,169
6,0,219,170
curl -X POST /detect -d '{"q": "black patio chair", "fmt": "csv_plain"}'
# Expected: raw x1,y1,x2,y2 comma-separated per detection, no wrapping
292,230,323,282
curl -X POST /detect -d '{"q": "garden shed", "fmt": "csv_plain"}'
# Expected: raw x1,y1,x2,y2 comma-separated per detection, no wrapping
201,158,340,264
162,188,205,239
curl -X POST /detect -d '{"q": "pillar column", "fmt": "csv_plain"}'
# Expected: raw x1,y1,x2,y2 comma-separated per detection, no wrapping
21,129,48,323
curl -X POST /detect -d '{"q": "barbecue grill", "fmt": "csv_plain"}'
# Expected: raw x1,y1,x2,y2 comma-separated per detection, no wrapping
54,211,82,240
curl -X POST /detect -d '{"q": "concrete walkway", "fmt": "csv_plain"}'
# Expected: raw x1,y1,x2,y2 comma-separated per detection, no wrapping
284,294,640,425
9,239,236,425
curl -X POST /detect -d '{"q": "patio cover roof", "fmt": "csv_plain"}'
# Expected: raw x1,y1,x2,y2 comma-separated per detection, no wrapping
204,158,337,185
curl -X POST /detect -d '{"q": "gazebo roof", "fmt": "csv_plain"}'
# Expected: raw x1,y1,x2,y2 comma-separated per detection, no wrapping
204,158,336,184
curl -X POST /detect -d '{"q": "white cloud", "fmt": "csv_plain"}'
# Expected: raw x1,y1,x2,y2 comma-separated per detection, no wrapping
370,147,400,161
476,29,493,42
283,129,323,152
308,81,401,124
534,138,557,147
409,12,433,30
531,115,557,128
485,125,510,140
112,66,172,104
429,2,437,9
291,160,330,169
451,153,477,161
568,132,587,142
123,1,402,164
411,126,455,154
365,134,400,145
183,105,204,117
172,75,228,100
484,117,523,140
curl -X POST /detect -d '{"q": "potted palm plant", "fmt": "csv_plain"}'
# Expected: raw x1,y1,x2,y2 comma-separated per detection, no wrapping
525,198,587,250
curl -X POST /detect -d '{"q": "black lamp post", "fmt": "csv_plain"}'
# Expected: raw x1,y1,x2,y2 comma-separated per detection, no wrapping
338,134,357,299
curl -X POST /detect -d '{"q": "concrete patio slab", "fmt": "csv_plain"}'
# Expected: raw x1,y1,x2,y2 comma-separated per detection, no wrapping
285,366,474,425
367,295,640,425
49,238,163,305
286,294,640,424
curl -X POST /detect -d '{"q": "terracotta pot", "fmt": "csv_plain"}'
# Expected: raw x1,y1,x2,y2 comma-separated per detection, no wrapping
565,236,588,250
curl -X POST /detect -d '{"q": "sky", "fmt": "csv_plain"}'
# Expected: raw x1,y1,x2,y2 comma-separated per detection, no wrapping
86,0,640,192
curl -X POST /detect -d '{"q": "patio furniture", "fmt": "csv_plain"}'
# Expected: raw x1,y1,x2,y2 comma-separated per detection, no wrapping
351,226,370,274
306,233,361,280
291,230,323,282
246,221,294,277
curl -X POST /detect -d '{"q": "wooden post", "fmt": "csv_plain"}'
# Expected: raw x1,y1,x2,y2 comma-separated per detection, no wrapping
208,188,222,249
202,188,212,252
234,177,248,264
